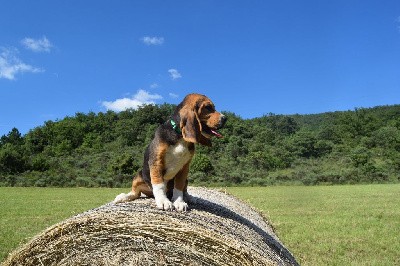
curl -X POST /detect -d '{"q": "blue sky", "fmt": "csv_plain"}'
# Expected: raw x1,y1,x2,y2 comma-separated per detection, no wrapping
1,1,400,136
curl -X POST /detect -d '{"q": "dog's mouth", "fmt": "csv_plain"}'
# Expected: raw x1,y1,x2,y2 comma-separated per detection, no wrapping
202,125,223,138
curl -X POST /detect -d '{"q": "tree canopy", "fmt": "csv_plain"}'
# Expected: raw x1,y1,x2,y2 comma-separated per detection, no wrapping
1,104,399,187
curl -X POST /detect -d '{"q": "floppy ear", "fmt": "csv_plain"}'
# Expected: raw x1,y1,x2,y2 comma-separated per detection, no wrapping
180,106,200,143
180,106,212,146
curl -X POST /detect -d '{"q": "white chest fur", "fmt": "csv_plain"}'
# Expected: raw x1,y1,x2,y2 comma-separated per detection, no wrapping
163,140,192,180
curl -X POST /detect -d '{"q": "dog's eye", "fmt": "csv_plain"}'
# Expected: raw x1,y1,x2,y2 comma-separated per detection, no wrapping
204,105,214,112
204,105,214,113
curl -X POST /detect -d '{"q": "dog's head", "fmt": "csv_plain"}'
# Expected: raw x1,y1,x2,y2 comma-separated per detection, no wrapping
178,93,227,146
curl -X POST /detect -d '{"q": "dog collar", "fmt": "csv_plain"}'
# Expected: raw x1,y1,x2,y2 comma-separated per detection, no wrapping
170,119,182,135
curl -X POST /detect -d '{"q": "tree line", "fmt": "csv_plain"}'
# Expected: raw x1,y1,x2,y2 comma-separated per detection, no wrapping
1,104,399,187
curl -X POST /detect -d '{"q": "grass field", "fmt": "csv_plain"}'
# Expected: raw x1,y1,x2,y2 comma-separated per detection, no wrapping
1,184,399,265
228,185,400,265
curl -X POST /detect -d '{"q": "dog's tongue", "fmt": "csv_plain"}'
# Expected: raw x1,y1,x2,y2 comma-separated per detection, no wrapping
211,129,223,138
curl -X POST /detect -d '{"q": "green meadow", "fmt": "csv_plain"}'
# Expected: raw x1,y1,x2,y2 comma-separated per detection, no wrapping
1,184,399,265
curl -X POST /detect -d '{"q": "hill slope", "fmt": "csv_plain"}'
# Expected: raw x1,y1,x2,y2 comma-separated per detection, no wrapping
1,104,399,186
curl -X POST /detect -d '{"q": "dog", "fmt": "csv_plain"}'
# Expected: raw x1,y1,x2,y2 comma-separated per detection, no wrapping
114,93,227,211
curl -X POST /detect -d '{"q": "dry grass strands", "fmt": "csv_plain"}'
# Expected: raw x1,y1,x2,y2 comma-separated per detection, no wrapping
4,187,299,266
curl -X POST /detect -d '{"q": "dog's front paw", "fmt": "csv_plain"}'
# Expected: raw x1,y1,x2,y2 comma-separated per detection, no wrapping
173,199,188,212
156,198,173,211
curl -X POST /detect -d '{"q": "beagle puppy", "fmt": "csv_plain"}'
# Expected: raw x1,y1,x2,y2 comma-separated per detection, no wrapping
114,93,227,211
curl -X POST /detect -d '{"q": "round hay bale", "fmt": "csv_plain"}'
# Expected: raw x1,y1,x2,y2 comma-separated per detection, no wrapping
4,187,299,266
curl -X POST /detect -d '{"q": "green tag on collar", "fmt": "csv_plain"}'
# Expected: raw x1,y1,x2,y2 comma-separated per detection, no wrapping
170,119,182,134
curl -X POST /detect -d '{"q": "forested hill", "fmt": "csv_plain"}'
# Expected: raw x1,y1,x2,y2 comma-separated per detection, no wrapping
1,104,399,187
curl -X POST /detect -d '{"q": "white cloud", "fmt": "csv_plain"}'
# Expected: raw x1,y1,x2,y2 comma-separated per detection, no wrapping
102,89,163,112
169,92,179,98
0,47,44,80
141,36,164,45
168,68,182,80
21,36,53,52
150,83,159,89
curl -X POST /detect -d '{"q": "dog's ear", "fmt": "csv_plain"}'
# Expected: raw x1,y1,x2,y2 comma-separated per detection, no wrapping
180,106,199,143
180,106,212,146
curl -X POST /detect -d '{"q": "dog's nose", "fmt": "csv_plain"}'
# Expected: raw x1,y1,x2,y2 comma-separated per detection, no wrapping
220,115,227,127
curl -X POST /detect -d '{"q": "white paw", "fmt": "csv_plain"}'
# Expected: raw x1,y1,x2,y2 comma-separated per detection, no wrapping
156,198,173,211
173,199,188,212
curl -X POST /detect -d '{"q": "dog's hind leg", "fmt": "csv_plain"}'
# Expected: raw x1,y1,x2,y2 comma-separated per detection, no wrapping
113,171,152,203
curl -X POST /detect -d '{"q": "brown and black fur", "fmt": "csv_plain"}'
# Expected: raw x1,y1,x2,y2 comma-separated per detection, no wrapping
114,93,226,211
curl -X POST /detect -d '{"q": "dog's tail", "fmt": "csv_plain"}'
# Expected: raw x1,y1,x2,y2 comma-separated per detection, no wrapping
113,191,138,204
113,171,151,204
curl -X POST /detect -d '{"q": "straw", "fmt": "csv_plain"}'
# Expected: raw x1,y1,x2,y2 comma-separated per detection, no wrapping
3,187,298,266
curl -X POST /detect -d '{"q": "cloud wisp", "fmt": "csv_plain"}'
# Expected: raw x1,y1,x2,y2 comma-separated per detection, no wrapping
397,16,400,32
102,89,163,112
141,36,164,46
168,68,182,80
0,47,44,80
150,83,159,89
21,36,53,52
169,92,179,98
